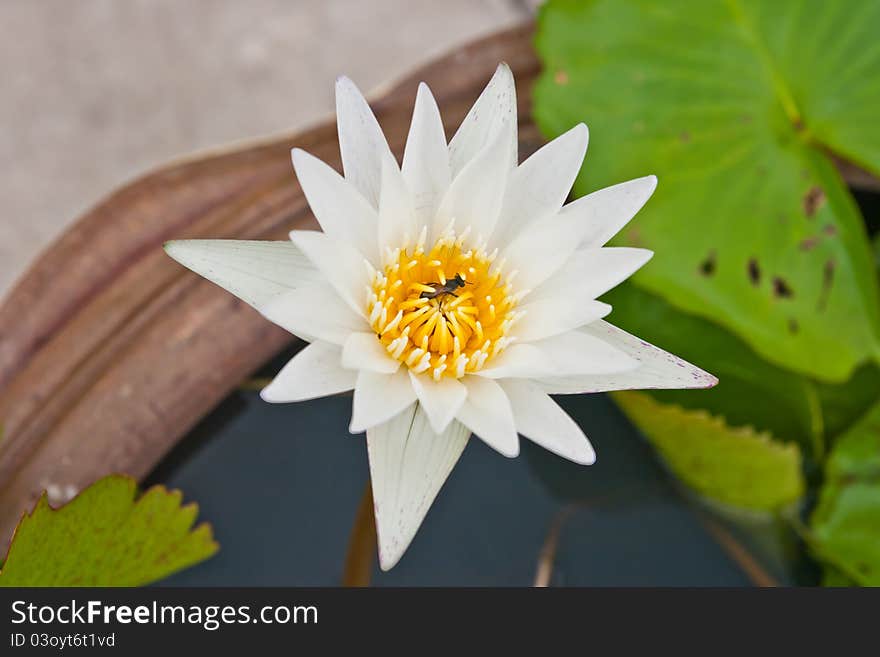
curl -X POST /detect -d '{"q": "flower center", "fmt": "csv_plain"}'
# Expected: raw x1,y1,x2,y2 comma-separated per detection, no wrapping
367,228,518,380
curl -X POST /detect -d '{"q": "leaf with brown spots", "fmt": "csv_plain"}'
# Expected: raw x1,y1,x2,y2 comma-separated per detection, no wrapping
803,186,826,217
747,258,761,285
535,0,880,382
698,251,716,276
772,277,794,299
0,475,217,586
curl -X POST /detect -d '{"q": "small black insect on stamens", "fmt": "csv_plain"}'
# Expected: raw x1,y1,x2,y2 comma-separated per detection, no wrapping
419,273,469,300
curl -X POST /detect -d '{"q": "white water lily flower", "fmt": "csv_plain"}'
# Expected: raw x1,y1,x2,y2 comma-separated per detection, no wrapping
165,64,717,570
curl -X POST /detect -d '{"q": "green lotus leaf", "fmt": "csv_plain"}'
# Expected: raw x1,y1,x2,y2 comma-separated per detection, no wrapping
0,475,217,586
535,0,880,382
614,390,804,511
604,284,818,449
604,283,880,457
810,402,880,585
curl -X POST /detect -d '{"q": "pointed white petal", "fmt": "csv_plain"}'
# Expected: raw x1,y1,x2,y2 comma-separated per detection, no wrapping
402,83,451,230
568,175,658,248
291,148,379,263
500,379,596,465
288,230,369,315
367,403,470,570
260,342,355,403
536,320,718,394
408,371,467,433
378,151,417,253
448,63,517,177
350,369,418,433
527,247,654,303
257,281,367,345
342,332,400,374
435,128,511,240
456,376,519,457
336,76,394,208
479,329,638,379
514,298,611,342
493,123,588,248
164,240,320,308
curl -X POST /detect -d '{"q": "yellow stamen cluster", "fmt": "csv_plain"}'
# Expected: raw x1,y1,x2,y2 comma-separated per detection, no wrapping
367,227,519,380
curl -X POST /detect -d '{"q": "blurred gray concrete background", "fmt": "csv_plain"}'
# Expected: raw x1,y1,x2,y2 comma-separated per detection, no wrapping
0,0,533,299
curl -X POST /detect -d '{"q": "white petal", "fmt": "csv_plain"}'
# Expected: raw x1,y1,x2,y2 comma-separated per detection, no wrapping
257,281,367,345
350,369,418,433
164,240,320,308
532,330,639,375
342,332,400,374
568,175,658,249
514,298,611,342
367,403,470,570
260,342,355,403
499,213,583,294
402,83,451,230
291,148,379,263
336,76,394,208
448,63,517,177
378,151,417,254
536,320,718,394
288,230,369,315
527,247,654,303
408,371,467,433
479,330,638,379
456,376,519,457
493,123,588,248
500,379,595,465
501,176,656,296
435,128,511,240
475,343,550,379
